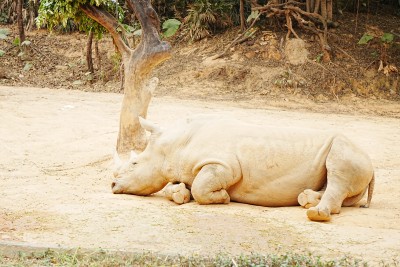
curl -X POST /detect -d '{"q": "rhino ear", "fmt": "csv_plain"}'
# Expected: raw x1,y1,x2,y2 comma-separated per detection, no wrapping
139,117,162,135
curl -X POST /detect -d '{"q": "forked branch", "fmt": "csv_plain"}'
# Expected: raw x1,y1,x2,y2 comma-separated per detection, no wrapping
80,4,132,59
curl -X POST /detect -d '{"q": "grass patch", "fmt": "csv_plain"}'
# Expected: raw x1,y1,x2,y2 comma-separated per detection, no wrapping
0,248,376,267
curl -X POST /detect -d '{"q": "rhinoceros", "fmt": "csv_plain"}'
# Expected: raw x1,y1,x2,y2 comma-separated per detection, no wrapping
112,115,375,221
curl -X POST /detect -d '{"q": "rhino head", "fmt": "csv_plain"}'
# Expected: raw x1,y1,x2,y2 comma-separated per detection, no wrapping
111,118,169,196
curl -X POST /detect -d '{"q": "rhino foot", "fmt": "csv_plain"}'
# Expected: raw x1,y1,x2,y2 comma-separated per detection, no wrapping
306,206,331,221
298,189,322,209
163,183,191,204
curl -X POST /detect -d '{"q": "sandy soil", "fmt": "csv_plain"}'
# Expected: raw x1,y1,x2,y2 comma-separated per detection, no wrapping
0,85,399,265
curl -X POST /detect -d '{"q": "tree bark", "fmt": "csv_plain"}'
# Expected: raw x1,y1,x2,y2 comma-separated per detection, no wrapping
327,0,333,21
240,0,246,32
81,1,171,153
86,30,94,74
313,0,320,14
16,0,25,43
94,39,101,72
321,0,327,19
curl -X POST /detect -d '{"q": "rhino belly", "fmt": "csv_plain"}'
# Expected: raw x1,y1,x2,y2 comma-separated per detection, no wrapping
227,171,326,207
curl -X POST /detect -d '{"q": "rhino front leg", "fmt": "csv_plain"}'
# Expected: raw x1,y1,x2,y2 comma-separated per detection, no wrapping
162,182,191,204
298,189,324,209
191,164,238,205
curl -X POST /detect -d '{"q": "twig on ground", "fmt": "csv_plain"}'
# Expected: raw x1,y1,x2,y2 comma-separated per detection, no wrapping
333,45,357,63
211,13,261,60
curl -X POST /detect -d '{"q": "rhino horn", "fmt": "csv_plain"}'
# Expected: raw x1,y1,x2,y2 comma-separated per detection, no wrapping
139,117,162,134
113,150,123,169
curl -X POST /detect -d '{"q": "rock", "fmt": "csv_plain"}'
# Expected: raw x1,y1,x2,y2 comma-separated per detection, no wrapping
245,51,256,59
284,38,309,65
0,68,7,79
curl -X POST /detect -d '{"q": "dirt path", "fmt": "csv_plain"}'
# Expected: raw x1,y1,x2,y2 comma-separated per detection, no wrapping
0,86,399,264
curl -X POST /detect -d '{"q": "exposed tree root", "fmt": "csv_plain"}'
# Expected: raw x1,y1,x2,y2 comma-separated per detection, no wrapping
214,0,332,62
253,1,331,61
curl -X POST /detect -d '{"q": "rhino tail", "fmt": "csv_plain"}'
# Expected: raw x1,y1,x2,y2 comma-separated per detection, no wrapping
342,172,375,208
361,172,375,209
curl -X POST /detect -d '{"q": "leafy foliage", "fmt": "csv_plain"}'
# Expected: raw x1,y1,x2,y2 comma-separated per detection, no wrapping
381,33,394,44
358,33,374,44
35,0,238,42
184,0,237,41
0,28,10,40
36,0,124,38
358,32,395,45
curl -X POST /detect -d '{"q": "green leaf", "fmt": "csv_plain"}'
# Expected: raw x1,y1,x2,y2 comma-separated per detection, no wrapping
162,19,181,30
0,50,5,57
246,10,259,23
358,33,374,45
315,53,323,63
13,37,21,46
0,28,10,40
162,19,181,38
381,33,394,43
122,24,135,33
0,28,10,35
23,62,32,71
133,29,142,36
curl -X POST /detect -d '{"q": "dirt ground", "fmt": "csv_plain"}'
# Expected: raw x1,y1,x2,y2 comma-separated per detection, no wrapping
0,85,399,265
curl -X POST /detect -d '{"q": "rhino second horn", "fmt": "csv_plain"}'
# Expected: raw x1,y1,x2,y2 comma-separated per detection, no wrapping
130,150,138,161
139,117,162,134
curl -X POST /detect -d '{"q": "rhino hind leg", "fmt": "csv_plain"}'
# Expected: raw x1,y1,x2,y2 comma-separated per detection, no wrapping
306,189,346,221
306,135,374,221
191,164,238,205
298,189,323,209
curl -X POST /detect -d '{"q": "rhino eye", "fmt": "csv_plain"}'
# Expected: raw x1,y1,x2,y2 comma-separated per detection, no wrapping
132,162,138,166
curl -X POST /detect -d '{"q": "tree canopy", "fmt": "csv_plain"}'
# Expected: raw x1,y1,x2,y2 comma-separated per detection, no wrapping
36,0,124,38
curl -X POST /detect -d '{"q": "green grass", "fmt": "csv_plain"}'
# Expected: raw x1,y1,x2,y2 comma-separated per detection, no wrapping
0,248,383,267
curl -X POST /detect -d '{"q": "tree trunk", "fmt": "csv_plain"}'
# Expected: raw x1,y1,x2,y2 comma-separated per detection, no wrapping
321,0,327,19
239,0,246,32
327,0,333,21
80,0,171,153
17,0,25,43
313,0,320,14
86,30,94,74
94,39,101,72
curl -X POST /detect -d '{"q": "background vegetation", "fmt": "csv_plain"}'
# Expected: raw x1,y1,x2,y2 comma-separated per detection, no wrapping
0,1,399,99
0,248,373,267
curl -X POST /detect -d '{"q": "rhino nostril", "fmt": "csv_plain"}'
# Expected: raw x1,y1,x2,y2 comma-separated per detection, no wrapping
111,182,116,189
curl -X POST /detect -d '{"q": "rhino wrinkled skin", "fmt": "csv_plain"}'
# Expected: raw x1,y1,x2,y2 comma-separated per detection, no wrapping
112,115,374,221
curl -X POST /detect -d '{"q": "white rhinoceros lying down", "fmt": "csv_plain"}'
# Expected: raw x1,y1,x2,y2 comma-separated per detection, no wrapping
112,115,375,221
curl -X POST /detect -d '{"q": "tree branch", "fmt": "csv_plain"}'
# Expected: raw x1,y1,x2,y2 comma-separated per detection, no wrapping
124,0,171,77
126,0,163,48
80,4,131,59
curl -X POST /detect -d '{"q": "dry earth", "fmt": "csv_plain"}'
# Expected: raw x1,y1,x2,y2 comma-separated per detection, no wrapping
0,85,400,265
